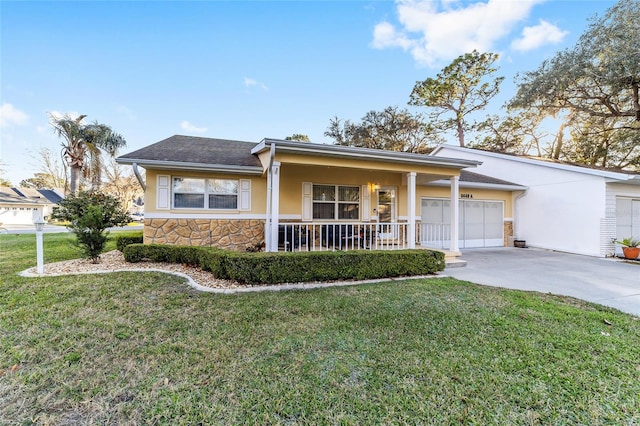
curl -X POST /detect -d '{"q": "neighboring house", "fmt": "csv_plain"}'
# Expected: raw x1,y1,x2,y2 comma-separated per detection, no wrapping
432,145,640,258
0,187,64,225
117,135,526,256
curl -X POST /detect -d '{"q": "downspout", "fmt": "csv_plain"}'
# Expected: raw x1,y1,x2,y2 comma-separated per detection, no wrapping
513,189,528,242
265,142,276,251
133,163,146,191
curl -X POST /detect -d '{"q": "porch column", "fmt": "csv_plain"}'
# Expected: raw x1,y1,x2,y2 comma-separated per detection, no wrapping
269,162,281,252
450,175,460,252
407,172,416,249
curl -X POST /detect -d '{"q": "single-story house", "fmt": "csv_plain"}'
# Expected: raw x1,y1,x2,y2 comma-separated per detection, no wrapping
0,187,64,225
117,135,526,257
431,145,640,258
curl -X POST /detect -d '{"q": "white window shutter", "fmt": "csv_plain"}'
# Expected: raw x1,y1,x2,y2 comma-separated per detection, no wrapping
362,184,371,221
302,182,313,221
157,175,170,210
239,179,251,211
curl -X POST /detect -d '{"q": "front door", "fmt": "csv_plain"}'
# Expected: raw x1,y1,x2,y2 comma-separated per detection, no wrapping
377,188,397,239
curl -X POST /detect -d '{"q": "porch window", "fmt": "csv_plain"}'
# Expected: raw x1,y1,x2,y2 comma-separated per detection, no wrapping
173,177,238,209
312,184,359,220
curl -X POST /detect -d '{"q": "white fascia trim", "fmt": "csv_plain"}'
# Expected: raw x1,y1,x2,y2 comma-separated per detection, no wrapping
145,213,302,220
605,176,640,186
252,139,481,170
146,212,265,220
432,144,638,181
426,180,528,191
116,158,263,175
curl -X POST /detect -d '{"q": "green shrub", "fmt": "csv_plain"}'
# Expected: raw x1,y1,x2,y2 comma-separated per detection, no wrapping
222,250,444,285
122,244,444,285
122,244,227,278
115,231,144,252
52,191,130,263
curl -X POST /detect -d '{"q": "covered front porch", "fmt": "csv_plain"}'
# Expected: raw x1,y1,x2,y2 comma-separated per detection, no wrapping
251,139,475,257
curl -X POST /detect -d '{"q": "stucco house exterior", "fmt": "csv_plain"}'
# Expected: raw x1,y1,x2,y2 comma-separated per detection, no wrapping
117,135,525,256
432,145,640,258
0,187,64,225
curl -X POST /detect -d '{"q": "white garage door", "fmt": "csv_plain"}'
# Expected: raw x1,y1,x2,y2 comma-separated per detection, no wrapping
616,198,640,240
420,198,504,249
0,206,42,225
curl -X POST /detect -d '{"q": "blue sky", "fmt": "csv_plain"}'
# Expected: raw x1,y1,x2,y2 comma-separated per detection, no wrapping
1,0,615,185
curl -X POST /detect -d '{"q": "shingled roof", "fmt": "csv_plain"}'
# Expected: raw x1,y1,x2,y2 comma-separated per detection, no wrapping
0,187,64,205
459,170,521,186
117,135,262,171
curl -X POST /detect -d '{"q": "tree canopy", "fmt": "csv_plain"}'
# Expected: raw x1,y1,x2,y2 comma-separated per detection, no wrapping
20,148,68,190
510,0,640,124
409,50,503,147
324,106,441,154
50,113,127,194
503,0,640,170
284,134,310,142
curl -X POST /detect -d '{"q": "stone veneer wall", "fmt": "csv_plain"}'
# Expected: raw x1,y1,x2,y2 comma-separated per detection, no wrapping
144,219,265,251
503,220,513,246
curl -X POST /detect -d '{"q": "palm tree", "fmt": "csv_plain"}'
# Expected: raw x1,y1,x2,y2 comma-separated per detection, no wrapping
50,113,127,194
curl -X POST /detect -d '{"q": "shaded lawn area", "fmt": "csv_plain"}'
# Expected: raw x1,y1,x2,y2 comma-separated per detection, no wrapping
1,234,639,424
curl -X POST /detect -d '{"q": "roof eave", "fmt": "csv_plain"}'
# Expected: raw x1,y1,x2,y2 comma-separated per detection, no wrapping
433,144,639,180
116,158,264,175
252,139,481,169
426,180,528,191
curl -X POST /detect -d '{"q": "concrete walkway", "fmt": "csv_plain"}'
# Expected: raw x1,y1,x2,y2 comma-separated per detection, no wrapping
444,247,640,317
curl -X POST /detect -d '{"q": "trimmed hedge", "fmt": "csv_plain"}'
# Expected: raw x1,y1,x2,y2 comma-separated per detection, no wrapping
122,244,226,277
115,231,144,252
122,244,445,285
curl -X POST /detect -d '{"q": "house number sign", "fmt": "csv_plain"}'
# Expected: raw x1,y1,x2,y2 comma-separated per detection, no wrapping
460,193,473,199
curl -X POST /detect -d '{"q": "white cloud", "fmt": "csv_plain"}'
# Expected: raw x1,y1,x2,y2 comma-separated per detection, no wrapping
116,105,136,120
180,120,207,133
0,103,28,127
372,0,544,67
244,77,269,91
511,20,568,52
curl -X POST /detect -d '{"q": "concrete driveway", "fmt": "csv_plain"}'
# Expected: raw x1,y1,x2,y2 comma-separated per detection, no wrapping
444,247,640,317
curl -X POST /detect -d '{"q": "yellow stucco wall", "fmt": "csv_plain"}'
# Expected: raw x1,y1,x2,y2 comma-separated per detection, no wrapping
279,165,403,216
144,166,514,219
421,187,515,218
144,169,267,214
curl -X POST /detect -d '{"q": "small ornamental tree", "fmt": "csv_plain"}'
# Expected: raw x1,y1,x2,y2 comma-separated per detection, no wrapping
52,191,131,262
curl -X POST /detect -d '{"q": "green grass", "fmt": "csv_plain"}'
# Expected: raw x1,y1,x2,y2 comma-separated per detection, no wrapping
1,234,639,425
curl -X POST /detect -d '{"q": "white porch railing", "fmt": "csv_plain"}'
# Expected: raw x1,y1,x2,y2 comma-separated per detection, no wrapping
276,222,411,252
276,222,454,252
418,222,451,250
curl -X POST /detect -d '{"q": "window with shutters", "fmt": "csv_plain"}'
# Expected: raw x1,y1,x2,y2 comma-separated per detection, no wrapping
172,177,238,209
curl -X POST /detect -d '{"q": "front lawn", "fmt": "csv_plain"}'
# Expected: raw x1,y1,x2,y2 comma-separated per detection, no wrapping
1,234,638,424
